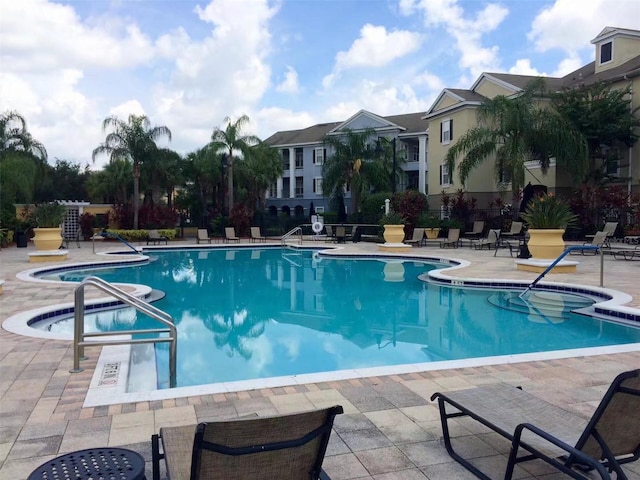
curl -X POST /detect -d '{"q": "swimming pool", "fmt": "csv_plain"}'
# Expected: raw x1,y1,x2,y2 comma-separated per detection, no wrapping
36,247,640,390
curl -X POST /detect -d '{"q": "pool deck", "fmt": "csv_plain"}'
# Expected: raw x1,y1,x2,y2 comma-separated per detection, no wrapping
1,238,639,479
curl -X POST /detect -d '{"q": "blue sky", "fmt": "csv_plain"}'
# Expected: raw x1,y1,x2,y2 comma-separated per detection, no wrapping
1,0,639,168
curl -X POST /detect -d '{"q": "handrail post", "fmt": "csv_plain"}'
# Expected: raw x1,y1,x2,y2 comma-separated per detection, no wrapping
71,285,86,373
600,248,604,287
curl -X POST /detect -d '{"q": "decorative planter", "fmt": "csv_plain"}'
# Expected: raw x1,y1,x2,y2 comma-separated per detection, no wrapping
383,261,405,282
32,227,62,251
424,228,440,239
527,229,565,259
382,225,405,244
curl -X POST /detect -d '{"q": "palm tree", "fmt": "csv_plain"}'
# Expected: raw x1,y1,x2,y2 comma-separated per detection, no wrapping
0,111,47,204
92,114,172,229
183,147,221,227
236,141,283,212
322,128,379,215
445,78,588,213
209,115,260,213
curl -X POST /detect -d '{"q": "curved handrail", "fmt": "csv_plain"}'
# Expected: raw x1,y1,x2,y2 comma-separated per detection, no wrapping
281,226,303,246
70,276,177,388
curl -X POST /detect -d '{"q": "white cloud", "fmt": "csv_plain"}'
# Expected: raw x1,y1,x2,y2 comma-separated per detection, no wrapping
528,0,640,55
412,72,446,92
323,24,422,87
508,59,544,76
399,0,508,78
276,66,300,94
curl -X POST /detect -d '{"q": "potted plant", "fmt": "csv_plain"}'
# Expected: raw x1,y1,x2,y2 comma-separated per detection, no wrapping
379,211,406,244
418,212,440,239
520,193,577,259
29,202,67,250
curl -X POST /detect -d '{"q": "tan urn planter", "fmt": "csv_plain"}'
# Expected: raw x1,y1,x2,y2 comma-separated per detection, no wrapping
382,225,405,244
424,228,440,239
33,227,63,251
527,229,565,259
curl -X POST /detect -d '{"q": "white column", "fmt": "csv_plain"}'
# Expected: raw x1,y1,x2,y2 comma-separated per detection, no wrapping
289,147,295,198
277,177,283,198
418,135,427,194
290,265,297,310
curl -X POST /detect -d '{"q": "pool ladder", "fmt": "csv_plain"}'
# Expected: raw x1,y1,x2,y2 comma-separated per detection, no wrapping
281,226,303,246
70,276,177,388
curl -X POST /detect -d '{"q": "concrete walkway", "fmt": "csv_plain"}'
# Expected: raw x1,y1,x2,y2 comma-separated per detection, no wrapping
1,238,639,479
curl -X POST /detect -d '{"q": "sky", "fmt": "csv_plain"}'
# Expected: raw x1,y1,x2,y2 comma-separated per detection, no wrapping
2,0,640,169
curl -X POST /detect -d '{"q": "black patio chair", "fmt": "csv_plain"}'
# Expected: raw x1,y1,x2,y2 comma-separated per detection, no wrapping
431,369,640,480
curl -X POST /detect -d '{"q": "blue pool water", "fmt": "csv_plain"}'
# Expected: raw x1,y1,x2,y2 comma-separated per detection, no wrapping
41,248,640,388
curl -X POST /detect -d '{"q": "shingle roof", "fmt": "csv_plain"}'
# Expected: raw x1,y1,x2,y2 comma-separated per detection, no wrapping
446,88,486,102
485,73,566,93
560,55,640,87
264,112,428,147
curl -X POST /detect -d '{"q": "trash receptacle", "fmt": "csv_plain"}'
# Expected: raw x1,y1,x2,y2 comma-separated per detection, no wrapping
16,231,28,248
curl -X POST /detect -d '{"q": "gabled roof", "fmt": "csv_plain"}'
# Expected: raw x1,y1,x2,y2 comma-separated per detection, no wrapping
264,111,428,147
480,72,565,93
591,26,640,44
327,109,405,135
423,88,484,118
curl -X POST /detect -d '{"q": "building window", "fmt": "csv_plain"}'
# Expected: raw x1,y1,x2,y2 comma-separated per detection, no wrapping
498,168,512,184
313,177,323,195
282,149,290,170
315,206,325,214
412,145,419,162
439,164,450,186
295,148,303,168
441,119,453,144
268,182,277,198
600,41,612,64
295,176,303,197
313,148,325,165
282,177,290,196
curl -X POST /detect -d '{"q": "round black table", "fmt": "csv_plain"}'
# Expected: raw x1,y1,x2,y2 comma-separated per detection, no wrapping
28,447,146,480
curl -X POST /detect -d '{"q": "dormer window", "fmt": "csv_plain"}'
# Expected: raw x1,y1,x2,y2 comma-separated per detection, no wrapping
600,41,612,64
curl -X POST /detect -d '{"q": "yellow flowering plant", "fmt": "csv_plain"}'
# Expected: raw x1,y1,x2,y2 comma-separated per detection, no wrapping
520,193,578,229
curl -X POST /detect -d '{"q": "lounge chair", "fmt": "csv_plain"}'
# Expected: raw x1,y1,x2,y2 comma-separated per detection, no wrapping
404,228,424,247
147,229,169,245
613,246,640,261
224,227,240,243
501,221,523,239
151,405,344,480
570,231,608,255
463,220,485,240
471,228,499,250
586,222,618,247
250,226,266,242
324,225,335,243
196,229,211,244
335,226,346,243
431,369,640,480
439,228,460,248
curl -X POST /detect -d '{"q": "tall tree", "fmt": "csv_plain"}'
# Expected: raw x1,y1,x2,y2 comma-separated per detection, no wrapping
445,78,588,213
183,147,221,228
86,159,133,205
236,141,283,212
322,128,379,215
92,114,172,229
0,111,47,204
552,82,640,186
209,115,259,213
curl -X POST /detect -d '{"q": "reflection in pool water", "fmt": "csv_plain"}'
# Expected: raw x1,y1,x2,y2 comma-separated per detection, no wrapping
42,248,640,389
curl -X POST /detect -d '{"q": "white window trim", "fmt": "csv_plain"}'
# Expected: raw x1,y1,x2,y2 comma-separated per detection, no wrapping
314,147,324,165
313,177,323,195
441,119,452,145
600,41,613,65
440,164,450,186
315,206,325,213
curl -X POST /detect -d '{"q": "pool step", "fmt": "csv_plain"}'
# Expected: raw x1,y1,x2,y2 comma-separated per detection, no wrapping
487,291,593,320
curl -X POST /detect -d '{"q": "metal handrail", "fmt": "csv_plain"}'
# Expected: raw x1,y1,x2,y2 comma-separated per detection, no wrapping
519,245,603,298
281,226,303,246
70,276,177,388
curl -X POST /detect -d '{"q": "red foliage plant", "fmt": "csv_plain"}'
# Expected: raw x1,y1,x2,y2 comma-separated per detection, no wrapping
390,191,429,230
230,203,254,237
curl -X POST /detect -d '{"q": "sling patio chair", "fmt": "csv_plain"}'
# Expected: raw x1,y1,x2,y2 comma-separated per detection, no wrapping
151,405,344,480
324,225,335,243
147,229,169,245
439,228,460,248
501,221,523,239
570,231,608,256
224,227,240,243
250,226,266,242
404,228,425,247
196,229,211,244
471,228,500,250
431,369,640,480
463,220,485,241
586,222,618,244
